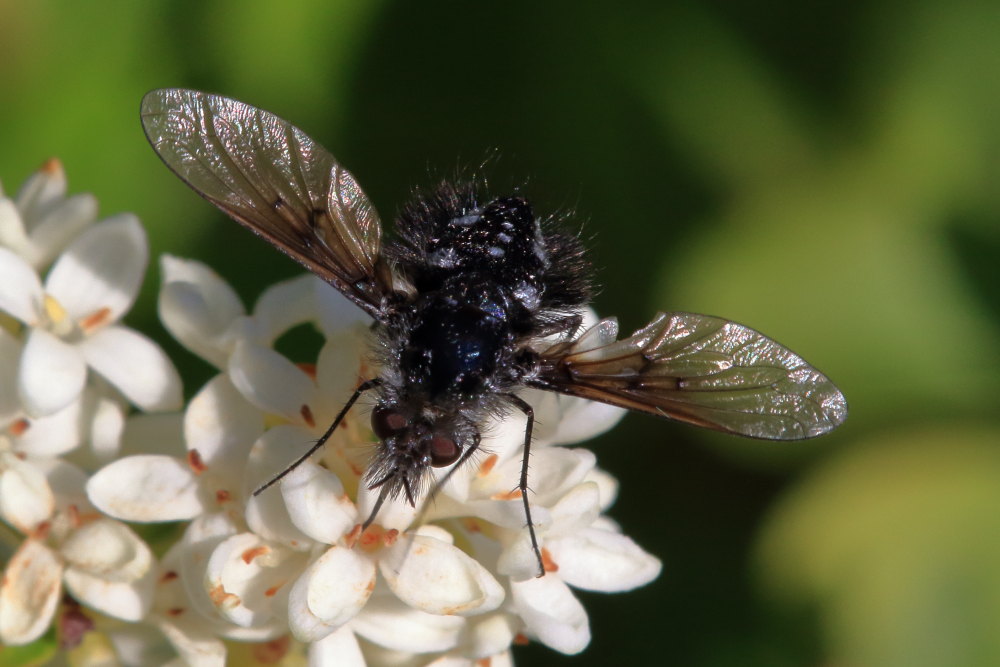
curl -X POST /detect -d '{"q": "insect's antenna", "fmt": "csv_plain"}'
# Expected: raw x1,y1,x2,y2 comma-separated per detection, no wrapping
253,378,382,497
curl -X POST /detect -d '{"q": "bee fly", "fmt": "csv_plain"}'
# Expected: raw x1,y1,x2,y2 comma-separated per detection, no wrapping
141,89,848,576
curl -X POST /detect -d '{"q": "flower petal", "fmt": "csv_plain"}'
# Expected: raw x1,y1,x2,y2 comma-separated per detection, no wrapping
281,462,358,544
380,534,504,616
351,591,464,653
308,625,366,667
0,200,29,270
0,459,54,532
89,395,127,461
60,518,154,582
158,255,245,367
314,329,368,415
156,617,227,667
549,527,662,592
314,279,371,337
228,340,317,424
87,455,207,521
497,483,601,580
178,513,240,622
14,158,67,222
547,481,602,538
14,392,86,457
584,466,619,512
510,575,590,654
0,246,42,323
80,325,183,412
468,447,595,519
204,533,306,628
459,613,520,660
22,193,99,269
18,328,86,417
525,388,627,446
160,255,244,317
0,539,64,645
252,273,317,344
184,374,263,488
44,213,147,322
64,564,156,622
287,546,375,642
245,426,320,550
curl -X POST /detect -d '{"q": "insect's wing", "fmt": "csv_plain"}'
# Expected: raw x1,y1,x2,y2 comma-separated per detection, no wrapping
140,88,392,315
531,312,847,440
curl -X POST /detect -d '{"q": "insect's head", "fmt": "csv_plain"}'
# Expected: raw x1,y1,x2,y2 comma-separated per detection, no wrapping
363,403,477,509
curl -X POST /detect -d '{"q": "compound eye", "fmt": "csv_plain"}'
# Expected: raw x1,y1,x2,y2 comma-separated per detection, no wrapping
371,406,408,440
429,435,461,467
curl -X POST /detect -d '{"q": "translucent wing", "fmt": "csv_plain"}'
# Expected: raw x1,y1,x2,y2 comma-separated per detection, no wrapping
531,312,847,440
140,88,392,315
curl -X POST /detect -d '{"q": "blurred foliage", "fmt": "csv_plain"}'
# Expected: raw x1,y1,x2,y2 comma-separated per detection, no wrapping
1,0,998,665
758,426,1000,667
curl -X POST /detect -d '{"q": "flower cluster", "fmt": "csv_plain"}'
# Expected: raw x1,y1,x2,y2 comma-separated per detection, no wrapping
0,162,661,666
0,160,182,653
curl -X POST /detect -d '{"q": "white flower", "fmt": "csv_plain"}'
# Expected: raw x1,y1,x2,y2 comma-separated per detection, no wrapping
0,163,180,652
0,392,89,533
0,458,157,646
0,158,98,270
157,253,363,369
0,214,182,417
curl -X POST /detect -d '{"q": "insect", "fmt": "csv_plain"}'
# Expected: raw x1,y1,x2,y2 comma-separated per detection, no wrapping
140,89,847,576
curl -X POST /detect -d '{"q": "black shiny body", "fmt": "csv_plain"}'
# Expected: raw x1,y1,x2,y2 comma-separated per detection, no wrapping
365,183,591,499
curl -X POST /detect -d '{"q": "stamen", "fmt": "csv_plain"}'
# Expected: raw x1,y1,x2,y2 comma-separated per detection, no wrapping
40,157,62,174
43,294,67,325
478,453,499,476
187,449,207,474
300,404,316,428
541,547,559,573
9,419,30,436
209,584,239,608
491,488,522,501
78,306,112,332
241,545,270,564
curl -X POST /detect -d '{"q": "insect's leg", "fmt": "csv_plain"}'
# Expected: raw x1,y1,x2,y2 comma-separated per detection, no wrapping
253,378,382,496
505,393,546,578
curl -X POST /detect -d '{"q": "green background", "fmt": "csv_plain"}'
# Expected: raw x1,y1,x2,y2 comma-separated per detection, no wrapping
2,1,1000,665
